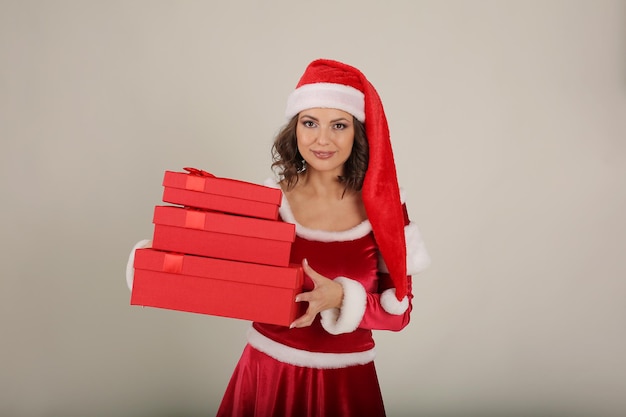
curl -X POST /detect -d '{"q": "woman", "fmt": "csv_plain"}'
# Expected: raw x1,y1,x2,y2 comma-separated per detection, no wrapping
215,59,431,416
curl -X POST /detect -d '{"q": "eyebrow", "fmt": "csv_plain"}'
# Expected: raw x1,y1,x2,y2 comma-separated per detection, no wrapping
299,114,352,123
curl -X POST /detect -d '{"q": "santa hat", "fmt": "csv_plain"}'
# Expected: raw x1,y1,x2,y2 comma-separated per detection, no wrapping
285,59,408,301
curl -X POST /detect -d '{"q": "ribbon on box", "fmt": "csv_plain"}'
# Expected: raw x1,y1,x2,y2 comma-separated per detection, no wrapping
163,253,184,274
184,167,215,192
183,167,266,191
184,167,214,177
185,209,206,230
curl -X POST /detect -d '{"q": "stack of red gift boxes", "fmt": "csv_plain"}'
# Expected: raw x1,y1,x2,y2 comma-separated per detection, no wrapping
131,167,304,326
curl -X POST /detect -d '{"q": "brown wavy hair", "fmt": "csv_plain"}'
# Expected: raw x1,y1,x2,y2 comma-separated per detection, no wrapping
271,115,369,192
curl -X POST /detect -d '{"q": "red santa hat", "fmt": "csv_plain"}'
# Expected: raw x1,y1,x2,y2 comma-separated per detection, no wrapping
285,59,408,301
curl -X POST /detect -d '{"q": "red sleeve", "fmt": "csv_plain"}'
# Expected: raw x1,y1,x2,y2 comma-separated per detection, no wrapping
358,272,413,331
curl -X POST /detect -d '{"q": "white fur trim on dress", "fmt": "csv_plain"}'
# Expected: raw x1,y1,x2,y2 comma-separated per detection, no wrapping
320,277,367,335
285,83,366,122
379,222,431,276
380,288,410,315
246,326,376,369
126,239,152,291
264,178,373,242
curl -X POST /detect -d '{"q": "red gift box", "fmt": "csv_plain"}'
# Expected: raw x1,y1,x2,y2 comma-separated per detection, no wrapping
131,248,304,326
162,168,282,220
151,205,296,267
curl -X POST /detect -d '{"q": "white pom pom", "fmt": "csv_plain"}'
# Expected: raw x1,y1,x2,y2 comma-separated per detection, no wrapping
380,288,409,315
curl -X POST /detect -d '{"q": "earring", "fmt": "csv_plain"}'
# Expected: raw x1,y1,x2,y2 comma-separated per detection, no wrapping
297,159,307,173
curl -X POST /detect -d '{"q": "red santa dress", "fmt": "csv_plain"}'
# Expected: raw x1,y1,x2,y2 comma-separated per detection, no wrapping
216,179,430,417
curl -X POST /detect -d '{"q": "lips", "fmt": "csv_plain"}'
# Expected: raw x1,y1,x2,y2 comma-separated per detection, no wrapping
312,151,336,159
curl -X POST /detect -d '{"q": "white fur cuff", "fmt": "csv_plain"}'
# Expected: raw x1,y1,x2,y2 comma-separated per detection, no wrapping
380,288,409,315
405,222,431,274
126,239,152,291
379,221,431,276
320,277,367,335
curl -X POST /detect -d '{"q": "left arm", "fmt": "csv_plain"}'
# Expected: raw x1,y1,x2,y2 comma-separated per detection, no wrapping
291,218,431,334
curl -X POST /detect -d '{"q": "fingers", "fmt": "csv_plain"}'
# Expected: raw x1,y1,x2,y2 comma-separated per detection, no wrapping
290,291,316,328
290,258,344,329
302,258,325,287
289,309,317,329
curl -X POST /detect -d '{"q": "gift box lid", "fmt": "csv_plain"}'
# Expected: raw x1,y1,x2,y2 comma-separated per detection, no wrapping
163,168,282,206
153,205,295,242
133,248,304,289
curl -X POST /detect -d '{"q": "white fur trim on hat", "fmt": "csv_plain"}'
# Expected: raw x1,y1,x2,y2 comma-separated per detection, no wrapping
380,288,410,315
247,326,376,369
285,82,366,122
379,222,431,276
126,239,152,291
320,277,367,335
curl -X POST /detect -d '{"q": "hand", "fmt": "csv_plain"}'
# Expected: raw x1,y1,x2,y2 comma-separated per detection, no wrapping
290,259,344,329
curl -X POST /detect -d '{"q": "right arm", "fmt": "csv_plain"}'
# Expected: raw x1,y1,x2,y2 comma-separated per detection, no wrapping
125,239,152,290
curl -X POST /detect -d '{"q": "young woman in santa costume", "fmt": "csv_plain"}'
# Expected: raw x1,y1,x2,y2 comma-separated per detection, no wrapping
214,59,431,417
126,58,430,416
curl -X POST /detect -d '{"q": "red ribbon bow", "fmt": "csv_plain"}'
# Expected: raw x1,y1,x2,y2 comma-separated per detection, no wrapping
183,167,215,178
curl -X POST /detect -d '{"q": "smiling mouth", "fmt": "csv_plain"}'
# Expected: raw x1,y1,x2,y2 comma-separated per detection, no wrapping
312,151,336,159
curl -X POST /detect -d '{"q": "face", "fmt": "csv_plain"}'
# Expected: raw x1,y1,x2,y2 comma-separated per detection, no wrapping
296,108,355,176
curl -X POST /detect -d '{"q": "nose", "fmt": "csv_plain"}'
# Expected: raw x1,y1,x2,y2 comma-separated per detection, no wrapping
316,127,331,145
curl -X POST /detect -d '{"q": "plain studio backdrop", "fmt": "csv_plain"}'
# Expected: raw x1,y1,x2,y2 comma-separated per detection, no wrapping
1,1,625,416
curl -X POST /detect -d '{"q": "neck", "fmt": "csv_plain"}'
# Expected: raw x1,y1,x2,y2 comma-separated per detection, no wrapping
299,171,346,199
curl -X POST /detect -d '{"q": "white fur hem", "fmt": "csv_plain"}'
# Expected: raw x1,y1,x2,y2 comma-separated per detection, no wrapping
380,288,409,315
379,221,431,275
126,239,152,291
247,326,376,369
320,277,367,335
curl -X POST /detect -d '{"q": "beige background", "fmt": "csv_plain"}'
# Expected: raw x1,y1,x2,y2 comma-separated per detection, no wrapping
1,1,625,416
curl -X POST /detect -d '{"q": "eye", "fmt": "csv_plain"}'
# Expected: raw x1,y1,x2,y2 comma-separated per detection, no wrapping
302,120,317,128
333,123,346,130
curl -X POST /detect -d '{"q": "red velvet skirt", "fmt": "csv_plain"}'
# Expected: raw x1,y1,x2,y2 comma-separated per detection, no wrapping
216,344,386,417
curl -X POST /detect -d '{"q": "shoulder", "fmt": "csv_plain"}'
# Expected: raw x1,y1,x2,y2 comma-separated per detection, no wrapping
395,186,432,275
264,177,281,189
